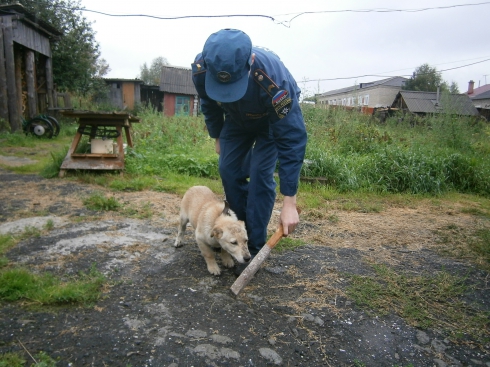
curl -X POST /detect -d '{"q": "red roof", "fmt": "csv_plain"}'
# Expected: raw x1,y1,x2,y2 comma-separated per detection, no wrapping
466,83,490,97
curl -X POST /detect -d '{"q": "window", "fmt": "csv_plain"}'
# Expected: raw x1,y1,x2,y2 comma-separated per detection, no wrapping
364,95,369,106
175,96,190,116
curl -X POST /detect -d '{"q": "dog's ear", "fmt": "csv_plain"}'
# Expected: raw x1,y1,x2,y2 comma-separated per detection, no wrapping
222,200,232,216
211,227,223,239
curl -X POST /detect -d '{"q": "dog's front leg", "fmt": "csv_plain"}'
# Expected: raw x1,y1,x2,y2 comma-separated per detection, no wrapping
220,250,235,268
174,216,188,248
197,241,221,275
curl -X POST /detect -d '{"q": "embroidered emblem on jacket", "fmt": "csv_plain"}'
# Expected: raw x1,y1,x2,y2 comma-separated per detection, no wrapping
272,90,292,118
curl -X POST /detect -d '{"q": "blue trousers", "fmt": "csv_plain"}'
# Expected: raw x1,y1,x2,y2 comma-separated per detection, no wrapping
219,119,278,256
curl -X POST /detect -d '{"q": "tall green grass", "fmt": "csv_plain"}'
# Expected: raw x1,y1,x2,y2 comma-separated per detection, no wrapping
35,105,489,197
301,106,490,195
125,109,219,178
125,106,489,196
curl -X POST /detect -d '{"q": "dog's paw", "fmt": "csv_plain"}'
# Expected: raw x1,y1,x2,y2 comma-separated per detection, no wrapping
207,265,221,276
222,258,235,268
173,240,183,248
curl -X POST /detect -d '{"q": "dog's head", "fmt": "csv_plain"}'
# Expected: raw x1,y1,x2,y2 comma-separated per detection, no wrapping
211,219,251,264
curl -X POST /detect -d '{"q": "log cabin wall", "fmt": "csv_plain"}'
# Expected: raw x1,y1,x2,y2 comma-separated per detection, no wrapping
0,5,61,132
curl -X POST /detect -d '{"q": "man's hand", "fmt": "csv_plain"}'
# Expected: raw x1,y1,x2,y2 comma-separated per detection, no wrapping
280,195,299,236
215,138,220,155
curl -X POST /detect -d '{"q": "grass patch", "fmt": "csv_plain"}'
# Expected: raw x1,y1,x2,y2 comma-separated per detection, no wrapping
0,234,16,268
435,225,490,271
470,228,490,265
0,264,105,306
122,201,153,219
0,131,73,174
0,350,57,367
273,236,306,253
346,264,489,343
83,192,121,211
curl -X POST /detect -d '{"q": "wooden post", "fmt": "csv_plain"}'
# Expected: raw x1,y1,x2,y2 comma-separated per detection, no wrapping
25,49,37,119
63,93,72,108
45,57,54,110
2,16,20,131
0,23,8,122
15,47,23,120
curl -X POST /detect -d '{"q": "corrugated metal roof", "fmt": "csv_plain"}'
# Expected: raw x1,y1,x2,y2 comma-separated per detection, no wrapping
395,91,479,115
103,78,143,83
159,65,196,95
472,89,490,100
320,76,407,97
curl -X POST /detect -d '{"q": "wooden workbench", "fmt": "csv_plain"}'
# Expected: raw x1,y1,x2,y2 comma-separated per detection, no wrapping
59,111,140,177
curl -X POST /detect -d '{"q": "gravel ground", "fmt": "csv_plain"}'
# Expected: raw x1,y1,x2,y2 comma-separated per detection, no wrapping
0,168,489,367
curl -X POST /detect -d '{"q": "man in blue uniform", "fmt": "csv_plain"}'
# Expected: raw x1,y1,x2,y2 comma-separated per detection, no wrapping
191,29,307,274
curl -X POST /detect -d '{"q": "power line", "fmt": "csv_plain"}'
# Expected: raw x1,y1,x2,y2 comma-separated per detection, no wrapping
302,58,490,83
78,9,276,22
63,1,490,28
282,2,490,25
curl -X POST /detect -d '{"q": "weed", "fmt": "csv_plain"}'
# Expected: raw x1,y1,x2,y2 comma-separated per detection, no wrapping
40,147,68,178
0,350,57,367
43,219,54,231
0,352,25,367
123,201,153,219
21,226,41,238
83,192,121,211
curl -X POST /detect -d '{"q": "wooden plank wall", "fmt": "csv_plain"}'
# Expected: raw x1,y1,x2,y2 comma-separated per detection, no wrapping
0,15,56,130
1,16,21,131
0,19,8,121
12,18,51,56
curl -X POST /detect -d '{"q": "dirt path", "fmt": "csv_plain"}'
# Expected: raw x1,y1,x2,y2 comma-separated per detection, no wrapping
0,169,489,367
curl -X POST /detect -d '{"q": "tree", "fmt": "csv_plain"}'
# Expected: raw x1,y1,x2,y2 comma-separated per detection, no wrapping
403,63,459,94
138,57,169,85
0,0,104,93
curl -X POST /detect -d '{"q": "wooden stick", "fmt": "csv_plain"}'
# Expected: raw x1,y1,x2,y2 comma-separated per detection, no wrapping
230,225,284,296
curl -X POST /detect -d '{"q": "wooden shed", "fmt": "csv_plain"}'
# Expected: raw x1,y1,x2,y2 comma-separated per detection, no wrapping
159,65,198,116
102,78,143,111
0,4,62,131
140,84,164,112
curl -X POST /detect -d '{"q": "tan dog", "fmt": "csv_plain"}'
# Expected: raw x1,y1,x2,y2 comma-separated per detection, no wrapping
174,186,251,275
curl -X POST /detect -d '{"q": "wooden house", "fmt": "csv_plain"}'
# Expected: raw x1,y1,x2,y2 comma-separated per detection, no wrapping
0,4,62,131
391,91,479,117
102,78,143,110
159,65,198,116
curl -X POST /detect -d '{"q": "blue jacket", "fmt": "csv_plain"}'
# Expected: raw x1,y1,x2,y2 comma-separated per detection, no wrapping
191,46,307,197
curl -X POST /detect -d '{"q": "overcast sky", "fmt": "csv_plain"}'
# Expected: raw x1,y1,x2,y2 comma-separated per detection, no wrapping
80,0,490,97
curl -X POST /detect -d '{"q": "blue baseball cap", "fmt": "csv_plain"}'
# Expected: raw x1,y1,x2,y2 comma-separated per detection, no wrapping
202,29,252,103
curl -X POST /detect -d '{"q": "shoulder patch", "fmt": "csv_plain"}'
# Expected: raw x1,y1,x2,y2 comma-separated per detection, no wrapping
253,69,292,119
192,60,206,75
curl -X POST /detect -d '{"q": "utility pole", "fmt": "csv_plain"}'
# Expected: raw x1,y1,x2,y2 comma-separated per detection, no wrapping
484,75,488,85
